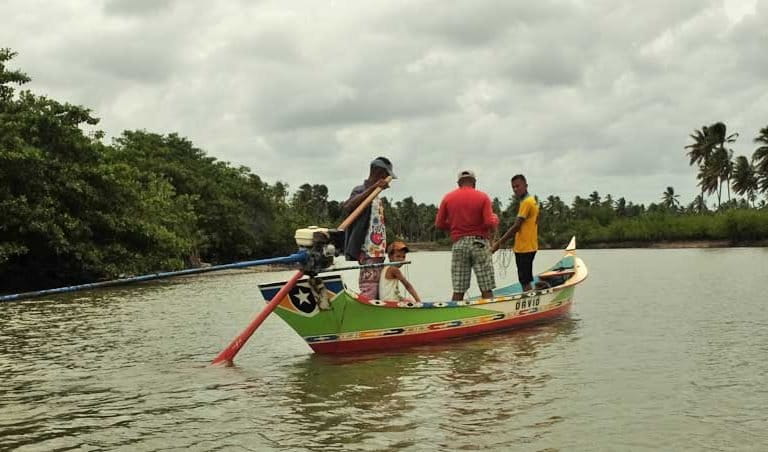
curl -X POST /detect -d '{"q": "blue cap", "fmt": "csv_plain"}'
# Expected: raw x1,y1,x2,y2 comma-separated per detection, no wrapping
371,157,396,179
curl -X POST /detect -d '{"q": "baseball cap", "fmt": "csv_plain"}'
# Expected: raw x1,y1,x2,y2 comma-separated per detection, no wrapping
457,169,476,182
387,240,409,254
371,157,397,179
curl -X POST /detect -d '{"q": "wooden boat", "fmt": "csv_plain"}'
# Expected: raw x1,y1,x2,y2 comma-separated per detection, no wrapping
258,237,588,354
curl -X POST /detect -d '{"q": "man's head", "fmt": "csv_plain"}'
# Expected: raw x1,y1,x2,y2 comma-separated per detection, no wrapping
370,157,396,180
511,174,528,198
457,169,476,187
387,240,409,261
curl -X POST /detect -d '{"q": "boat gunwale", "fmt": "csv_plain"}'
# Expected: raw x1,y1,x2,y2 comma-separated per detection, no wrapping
345,255,588,310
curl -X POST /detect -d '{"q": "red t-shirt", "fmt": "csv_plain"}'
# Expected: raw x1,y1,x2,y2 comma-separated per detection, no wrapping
435,186,499,242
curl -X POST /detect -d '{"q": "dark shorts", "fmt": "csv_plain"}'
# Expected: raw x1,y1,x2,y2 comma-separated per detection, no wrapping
515,251,536,286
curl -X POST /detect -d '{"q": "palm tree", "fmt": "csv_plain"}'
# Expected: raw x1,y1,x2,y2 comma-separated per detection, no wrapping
685,126,714,167
754,125,768,195
731,155,758,206
492,197,503,216
725,151,735,202
688,194,707,214
697,160,720,205
686,122,737,208
661,186,681,211
398,196,418,241
615,197,627,216
713,146,734,203
571,196,591,220
588,191,601,207
709,122,738,204
685,125,716,206
602,194,614,209
544,195,568,217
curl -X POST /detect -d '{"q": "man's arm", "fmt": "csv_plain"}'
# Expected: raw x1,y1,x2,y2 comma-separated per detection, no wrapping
492,197,534,252
342,179,389,214
434,198,448,230
482,196,499,230
491,217,524,253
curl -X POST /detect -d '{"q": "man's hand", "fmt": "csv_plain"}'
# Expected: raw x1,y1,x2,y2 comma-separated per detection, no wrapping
490,242,500,253
374,178,390,190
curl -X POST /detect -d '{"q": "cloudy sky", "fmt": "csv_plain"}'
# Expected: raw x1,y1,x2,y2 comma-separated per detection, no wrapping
1,0,766,207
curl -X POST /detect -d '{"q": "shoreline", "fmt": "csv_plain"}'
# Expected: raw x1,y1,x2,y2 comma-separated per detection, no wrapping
407,239,768,251
577,240,767,249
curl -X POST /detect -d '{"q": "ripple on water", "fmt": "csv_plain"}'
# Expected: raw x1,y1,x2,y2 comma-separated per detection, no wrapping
2,249,768,450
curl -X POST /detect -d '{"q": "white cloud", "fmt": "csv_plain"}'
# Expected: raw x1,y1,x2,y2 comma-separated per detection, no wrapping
1,0,766,208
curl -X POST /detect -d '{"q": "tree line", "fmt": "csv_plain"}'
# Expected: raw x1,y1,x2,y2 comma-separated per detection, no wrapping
1,49,767,292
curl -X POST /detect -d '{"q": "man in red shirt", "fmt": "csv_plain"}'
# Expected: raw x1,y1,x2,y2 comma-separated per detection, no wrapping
435,170,499,301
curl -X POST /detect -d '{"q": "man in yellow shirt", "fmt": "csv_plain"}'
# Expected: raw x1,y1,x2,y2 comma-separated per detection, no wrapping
491,174,539,292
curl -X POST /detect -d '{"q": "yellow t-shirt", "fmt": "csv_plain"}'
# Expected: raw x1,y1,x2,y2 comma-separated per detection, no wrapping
514,194,539,253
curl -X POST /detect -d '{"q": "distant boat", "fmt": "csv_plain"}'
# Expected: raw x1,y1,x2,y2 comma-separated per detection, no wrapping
258,237,588,354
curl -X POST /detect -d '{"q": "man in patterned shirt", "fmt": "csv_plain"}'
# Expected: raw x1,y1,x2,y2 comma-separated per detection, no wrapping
343,157,395,300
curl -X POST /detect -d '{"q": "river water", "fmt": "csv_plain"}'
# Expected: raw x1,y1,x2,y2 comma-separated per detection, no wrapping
1,248,767,451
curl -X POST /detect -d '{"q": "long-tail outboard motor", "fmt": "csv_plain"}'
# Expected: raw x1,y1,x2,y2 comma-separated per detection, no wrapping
294,226,345,276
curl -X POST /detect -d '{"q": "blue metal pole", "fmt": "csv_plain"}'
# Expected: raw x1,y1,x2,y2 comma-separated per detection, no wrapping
0,250,307,303
319,260,411,273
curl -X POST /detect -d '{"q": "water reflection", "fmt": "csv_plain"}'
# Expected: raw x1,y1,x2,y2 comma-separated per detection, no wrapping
270,318,580,450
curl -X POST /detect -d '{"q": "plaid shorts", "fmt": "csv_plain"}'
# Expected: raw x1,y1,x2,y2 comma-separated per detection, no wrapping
451,236,495,293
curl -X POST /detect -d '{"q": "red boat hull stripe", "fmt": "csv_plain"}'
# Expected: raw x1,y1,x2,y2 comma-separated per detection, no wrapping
309,301,572,354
